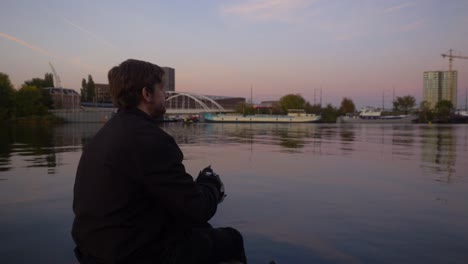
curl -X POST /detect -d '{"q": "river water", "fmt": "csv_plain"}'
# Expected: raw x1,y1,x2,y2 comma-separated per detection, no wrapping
0,123,467,264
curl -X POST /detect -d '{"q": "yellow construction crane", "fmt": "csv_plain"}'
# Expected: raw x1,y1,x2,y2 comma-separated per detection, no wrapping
441,49,468,104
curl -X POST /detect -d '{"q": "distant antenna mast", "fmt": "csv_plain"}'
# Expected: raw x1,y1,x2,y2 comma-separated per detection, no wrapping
382,89,385,111
314,89,316,105
250,84,253,104
320,87,322,107
49,62,63,107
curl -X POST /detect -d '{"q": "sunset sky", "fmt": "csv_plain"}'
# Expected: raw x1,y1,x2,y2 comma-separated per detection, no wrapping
1,0,467,108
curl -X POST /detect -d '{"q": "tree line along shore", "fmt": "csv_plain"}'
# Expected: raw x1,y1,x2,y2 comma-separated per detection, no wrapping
0,72,460,124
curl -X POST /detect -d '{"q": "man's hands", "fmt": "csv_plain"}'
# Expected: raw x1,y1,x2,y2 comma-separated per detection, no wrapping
196,165,226,204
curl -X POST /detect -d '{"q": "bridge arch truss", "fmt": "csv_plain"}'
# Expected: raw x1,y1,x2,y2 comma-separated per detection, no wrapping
165,91,226,113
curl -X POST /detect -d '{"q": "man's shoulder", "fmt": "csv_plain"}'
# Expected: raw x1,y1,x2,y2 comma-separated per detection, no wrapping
104,110,162,135
114,111,175,145
89,110,177,152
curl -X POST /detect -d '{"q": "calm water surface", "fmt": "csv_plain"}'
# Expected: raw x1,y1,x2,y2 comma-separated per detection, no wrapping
0,123,467,264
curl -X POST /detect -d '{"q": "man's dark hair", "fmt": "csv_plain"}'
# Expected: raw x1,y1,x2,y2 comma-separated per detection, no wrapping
108,59,165,109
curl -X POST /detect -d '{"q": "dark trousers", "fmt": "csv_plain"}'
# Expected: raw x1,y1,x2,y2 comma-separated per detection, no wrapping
75,226,247,264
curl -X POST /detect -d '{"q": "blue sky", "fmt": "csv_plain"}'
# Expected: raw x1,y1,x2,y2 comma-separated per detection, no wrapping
1,0,467,108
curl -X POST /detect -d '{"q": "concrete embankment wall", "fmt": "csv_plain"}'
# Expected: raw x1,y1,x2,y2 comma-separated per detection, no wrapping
50,109,116,123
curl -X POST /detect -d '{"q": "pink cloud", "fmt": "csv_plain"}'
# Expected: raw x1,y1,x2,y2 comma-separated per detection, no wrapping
0,32,52,56
396,19,426,33
0,32,105,78
383,2,415,13
221,0,317,22
336,31,367,41
62,17,118,50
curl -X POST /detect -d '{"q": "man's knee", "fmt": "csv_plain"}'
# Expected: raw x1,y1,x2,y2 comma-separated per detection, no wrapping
211,227,246,263
219,227,244,245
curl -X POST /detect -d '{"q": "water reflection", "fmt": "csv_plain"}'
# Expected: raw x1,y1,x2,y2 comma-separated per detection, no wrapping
0,125,57,173
245,233,355,264
164,123,314,151
391,125,415,158
0,126,14,172
0,123,468,264
0,124,102,174
339,125,355,154
420,125,457,182
1,123,465,176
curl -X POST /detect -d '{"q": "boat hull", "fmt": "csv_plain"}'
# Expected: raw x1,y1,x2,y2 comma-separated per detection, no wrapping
337,115,418,124
202,114,321,123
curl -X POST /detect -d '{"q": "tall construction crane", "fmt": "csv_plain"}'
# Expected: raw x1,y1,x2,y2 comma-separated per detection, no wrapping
49,62,64,107
49,62,62,88
441,49,468,106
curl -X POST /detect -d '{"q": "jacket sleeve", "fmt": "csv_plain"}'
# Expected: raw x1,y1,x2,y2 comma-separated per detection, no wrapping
136,130,220,225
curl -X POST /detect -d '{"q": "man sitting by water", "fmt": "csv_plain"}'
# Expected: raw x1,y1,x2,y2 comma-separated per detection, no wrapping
72,59,247,264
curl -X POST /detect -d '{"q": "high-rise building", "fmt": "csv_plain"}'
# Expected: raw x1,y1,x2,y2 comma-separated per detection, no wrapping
162,67,175,92
423,71,457,108
95,83,112,103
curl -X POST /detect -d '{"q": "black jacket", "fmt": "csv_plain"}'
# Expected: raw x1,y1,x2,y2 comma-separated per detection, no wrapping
72,109,220,263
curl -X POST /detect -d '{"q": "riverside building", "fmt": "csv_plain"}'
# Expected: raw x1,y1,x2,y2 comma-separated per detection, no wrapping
423,71,458,108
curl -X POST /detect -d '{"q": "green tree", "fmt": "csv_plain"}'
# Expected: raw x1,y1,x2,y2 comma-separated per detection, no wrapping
24,78,46,88
279,94,306,112
15,86,47,117
235,102,255,115
435,100,454,122
393,95,416,114
86,75,95,102
24,73,54,88
339,97,356,114
41,88,54,109
419,101,434,123
81,78,87,102
23,73,54,109
0,73,16,120
44,73,54,87
321,103,340,123
304,102,321,114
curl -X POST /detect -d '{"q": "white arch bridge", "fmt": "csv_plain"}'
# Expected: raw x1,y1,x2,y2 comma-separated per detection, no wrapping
50,91,237,123
165,91,234,115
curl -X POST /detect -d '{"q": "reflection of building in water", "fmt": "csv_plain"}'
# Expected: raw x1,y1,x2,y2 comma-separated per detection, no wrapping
420,126,456,182
464,126,468,153
391,126,415,158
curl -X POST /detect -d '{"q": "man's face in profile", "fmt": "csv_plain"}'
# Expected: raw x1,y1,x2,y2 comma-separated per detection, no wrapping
148,83,166,118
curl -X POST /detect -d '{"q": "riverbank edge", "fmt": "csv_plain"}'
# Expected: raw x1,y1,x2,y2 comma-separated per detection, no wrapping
1,115,65,125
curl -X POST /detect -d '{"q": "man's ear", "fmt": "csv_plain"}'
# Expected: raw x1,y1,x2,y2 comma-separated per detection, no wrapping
141,87,153,102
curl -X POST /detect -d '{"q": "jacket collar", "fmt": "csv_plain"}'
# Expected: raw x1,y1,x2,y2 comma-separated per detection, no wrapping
118,108,159,124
